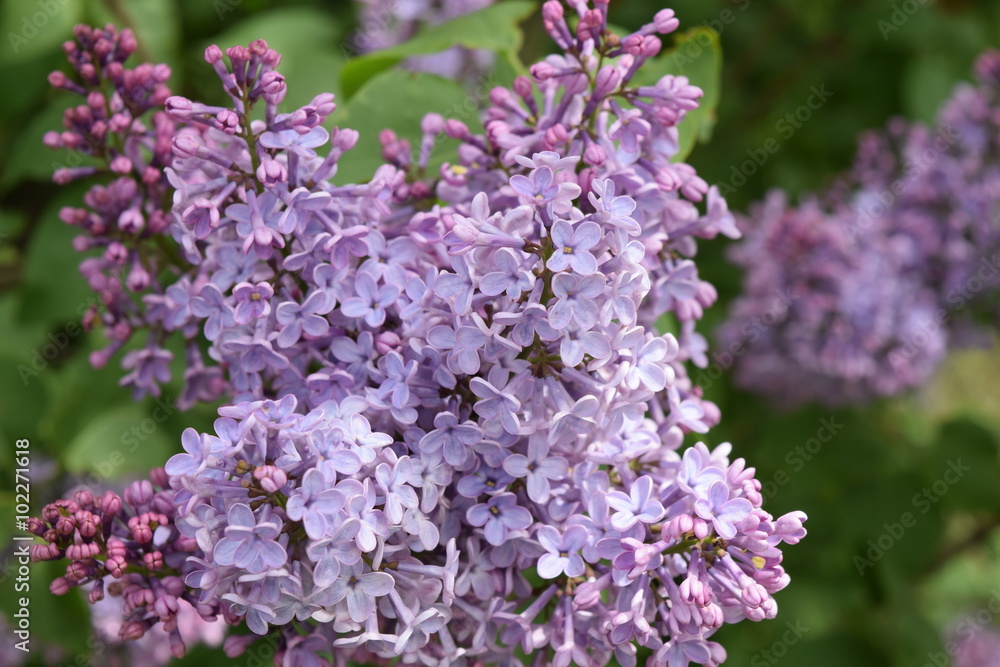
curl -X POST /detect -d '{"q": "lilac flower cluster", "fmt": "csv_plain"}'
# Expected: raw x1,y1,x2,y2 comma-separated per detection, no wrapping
40,4,807,665
43,24,179,392
27,475,221,658
720,51,1000,407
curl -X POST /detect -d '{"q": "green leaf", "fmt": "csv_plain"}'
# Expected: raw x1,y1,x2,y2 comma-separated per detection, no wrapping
200,7,345,110
333,69,478,183
0,0,84,64
62,403,174,477
37,335,136,448
633,27,722,163
16,184,98,324
0,352,49,445
339,1,535,100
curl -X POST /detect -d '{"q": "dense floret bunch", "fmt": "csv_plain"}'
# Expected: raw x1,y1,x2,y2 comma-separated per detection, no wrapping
36,4,806,665
720,51,1000,407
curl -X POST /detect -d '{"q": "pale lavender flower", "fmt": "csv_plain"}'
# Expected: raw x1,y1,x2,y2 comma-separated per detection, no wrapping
466,493,532,545
694,480,753,539
213,504,286,574
536,525,587,578
606,476,665,531
232,281,273,324
547,220,602,275
285,469,346,540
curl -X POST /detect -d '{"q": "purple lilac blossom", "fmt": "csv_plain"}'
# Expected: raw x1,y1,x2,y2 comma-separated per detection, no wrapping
721,50,1000,407
40,8,807,666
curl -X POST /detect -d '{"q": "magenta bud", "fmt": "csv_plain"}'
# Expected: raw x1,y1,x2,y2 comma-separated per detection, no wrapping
530,62,555,82
513,75,533,100
584,143,606,167
256,159,286,186
50,577,71,596
253,465,288,494
654,9,680,34
110,155,132,174
117,208,144,234
31,543,60,562
101,491,122,516
47,70,67,88
260,71,286,105
542,1,563,21
421,112,445,135
143,551,164,571
88,581,106,603
125,480,154,506
224,635,257,658
444,119,469,140
216,109,240,134
55,515,76,535
119,621,147,641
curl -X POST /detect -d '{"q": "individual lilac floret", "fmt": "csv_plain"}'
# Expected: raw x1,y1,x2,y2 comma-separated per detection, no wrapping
536,525,587,578
694,480,753,539
606,476,666,530
212,504,286,574
232,281,273,324
466,493,532,545
285,469,346,540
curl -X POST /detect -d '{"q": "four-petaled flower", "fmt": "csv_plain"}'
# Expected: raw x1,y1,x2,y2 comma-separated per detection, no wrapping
285,469,346,540
232,281,274,324
213,503,286,574
606,476,665,531
549,273,605,330
328,563,395,623
466,493,532,546
694,480,753,539
341,273,399,327
536,525,588,578
547,220,602,275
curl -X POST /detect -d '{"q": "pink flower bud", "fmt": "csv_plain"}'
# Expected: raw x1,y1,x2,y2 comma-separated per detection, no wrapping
50,577,71,596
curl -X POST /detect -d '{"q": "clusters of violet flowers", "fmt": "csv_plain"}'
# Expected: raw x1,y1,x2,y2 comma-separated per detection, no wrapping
26,477,223,659
37,3,808,665
43,24,178,386
720,50,1000,407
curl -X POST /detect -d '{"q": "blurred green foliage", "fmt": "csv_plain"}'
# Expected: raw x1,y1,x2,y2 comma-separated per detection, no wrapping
0,0,999,665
